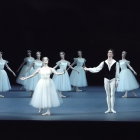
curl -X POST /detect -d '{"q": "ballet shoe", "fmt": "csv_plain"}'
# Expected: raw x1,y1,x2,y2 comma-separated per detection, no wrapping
133,93,137,97
76,89,83,92
111,109,116,113
105,109,111,114
42,111,51,116
60,95,67,98
122,95,127,98
38,109,42,113
0,95,4,98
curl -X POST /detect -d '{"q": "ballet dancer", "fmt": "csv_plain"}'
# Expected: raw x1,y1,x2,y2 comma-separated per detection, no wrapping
117,51,139,98
20,57,64,116
53,51,79,98
84,49,119,113
24,51,43,92
70,50,88,92
16,50,35,90
0,51,16,97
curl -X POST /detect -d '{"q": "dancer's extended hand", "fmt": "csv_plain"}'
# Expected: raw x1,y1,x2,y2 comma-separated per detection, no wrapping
20,77,26,80
134,71,137,75
84,67,88,71
13,72,16,77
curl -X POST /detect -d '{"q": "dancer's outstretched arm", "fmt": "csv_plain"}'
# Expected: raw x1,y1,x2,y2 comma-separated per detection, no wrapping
51,68,65,75
17,61,25,72
5,62,16,76
67,63,79,73
84,61,104,73
53,61,61,69
20,69,40,80
83,59,86,67
127,61,137,75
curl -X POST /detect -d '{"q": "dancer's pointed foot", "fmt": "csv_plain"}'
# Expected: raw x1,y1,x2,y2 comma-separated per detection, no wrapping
42,111,51,116
111,109,116,113
76,89,83,92
122,95,127,98
39,109,42,113
132,92,137,97
105,109,111,114
60,94,67,98
0,95,4,98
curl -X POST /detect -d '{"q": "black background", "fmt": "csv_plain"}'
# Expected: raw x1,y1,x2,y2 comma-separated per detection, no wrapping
0,0,140,85
0,0,140,139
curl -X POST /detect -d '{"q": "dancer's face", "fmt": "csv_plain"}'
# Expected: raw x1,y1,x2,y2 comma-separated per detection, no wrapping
42,57,49,64
27,52,31,57
107,50,113,58
60,52,65,59
78,51,82,57
36,52,41,58
122,51,126,58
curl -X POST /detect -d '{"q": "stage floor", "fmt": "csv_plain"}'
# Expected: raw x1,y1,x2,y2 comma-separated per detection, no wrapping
0,86,140,121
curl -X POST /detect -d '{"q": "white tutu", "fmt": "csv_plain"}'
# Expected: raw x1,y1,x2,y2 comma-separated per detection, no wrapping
53,69,72,91
27,71,41,91
30,68,62,109
117,69,139,92
70,66,87,87
0,70,11,92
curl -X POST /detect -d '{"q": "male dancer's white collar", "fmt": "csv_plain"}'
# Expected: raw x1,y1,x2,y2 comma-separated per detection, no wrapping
105,59,116,71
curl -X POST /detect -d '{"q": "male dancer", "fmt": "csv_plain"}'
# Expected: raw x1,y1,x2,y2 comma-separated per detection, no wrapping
84,49,119,113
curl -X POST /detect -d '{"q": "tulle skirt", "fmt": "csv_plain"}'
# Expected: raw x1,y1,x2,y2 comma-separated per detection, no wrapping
26,69,41,91
0,70,11,92
117,69,139,92
30,78,62,109
53,69,71,91
23,67,34,91
70,66,88,87
16,65,29,85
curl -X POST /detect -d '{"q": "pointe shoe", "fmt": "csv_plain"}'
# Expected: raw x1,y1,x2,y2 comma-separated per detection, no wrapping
60,94,67,98
76,89,82,92
111,109,116,114
38,109,42,113
105,109,111,114
42,111,51,116
0,95,4,98
20,87,23,90
133,93,137,97
122,95,127,98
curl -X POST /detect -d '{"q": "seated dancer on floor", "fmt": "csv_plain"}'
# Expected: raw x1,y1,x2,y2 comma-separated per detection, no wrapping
84,49,119,114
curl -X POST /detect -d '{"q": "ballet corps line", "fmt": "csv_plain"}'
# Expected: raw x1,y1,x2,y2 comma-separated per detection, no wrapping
0,50,139,115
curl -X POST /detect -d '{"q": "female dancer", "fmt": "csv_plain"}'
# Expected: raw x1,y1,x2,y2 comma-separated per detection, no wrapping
25,51,43,91
84,49,119,113
16,50,35,90
0,51,16,97
53,52,79,98
117,51,139,98
20,57,64,116
70,50,88,92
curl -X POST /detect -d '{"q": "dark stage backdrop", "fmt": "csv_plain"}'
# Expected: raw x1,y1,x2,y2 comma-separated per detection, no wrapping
0,0,140,85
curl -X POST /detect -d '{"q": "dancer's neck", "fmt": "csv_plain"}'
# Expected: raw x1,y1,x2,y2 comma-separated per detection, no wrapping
107,57,113,61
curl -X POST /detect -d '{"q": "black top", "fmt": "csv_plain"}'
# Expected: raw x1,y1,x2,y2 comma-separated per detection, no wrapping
103,61,116,80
